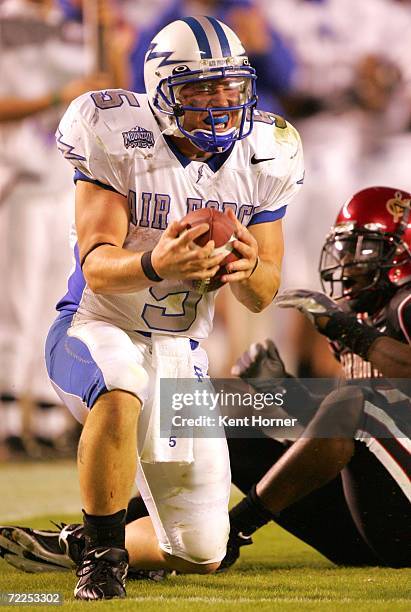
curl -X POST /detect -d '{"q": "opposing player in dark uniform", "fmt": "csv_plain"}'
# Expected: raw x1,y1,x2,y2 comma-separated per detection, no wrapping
1,187,409,571
225,185,411,569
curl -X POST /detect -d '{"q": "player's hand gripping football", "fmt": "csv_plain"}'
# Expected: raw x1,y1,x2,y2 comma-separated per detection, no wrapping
274,289,345,333
220,208,259,283
151,220,226,282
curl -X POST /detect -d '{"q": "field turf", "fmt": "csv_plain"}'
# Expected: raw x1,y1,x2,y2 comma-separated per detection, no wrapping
0,461,409,611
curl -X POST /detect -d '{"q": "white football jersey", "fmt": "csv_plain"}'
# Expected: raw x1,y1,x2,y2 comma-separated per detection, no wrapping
56,90,304,341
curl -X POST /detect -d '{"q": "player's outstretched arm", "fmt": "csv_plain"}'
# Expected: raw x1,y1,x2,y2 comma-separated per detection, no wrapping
78,182,226,293
275,289,411,378
222,209,283,312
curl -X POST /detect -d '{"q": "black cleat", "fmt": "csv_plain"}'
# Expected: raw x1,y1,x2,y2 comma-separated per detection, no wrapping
218,528,253,572
0,526,69,573
0,523,168,581
74,547,128,600
0,524,82,572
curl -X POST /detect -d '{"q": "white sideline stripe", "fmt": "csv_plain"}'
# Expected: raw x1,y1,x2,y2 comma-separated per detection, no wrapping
127,597,410,604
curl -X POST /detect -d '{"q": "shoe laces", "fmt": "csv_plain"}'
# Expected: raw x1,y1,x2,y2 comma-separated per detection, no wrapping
76,553,127,584
77,558,111,580
50,521,66,531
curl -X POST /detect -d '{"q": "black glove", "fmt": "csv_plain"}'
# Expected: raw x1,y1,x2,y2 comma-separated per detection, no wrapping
275,289,384,360
231,339,318,423
231,339,289,393
274,288,344,332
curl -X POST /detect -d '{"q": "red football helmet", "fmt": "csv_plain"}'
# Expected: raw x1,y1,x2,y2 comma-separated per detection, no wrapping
320,186,411,313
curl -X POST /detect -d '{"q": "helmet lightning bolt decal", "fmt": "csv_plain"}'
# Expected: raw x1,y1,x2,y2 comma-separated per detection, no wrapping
145,43,188,67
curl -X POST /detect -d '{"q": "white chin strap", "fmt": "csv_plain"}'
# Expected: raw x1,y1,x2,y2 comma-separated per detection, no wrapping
154,109,181,137
162,125,182,137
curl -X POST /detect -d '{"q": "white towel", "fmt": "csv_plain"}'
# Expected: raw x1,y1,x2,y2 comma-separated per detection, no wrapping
140,334,194,464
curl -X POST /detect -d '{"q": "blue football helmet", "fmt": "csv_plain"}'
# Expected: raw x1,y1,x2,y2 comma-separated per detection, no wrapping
144,16,257,153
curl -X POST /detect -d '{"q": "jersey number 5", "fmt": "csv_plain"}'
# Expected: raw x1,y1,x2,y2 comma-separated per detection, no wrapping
91,90,140,110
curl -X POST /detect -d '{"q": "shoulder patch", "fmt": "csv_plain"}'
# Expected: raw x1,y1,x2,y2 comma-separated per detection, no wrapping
253,110,287,129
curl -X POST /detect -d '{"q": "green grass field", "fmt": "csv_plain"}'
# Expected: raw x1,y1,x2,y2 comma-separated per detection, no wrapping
0,461,410,611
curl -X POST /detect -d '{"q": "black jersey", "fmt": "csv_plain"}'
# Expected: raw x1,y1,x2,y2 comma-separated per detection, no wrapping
332,285,411,379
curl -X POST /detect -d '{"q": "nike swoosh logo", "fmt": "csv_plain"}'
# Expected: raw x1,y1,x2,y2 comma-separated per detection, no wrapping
251,155,275,165
238,531,252,540
94,549,111,559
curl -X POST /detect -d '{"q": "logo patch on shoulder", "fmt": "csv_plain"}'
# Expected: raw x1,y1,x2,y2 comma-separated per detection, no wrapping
122,125,155,149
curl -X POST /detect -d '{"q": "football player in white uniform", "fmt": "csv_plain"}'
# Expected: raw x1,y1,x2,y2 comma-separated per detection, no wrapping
46,16,304,599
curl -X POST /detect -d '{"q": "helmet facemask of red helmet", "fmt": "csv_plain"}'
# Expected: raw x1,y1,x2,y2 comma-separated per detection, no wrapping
320,226,400,314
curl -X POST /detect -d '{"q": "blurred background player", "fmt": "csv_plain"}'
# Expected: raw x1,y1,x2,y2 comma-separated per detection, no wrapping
0,0,124,458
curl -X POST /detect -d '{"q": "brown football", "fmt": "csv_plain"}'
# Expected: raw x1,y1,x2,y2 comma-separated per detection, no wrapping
180,208,241,292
